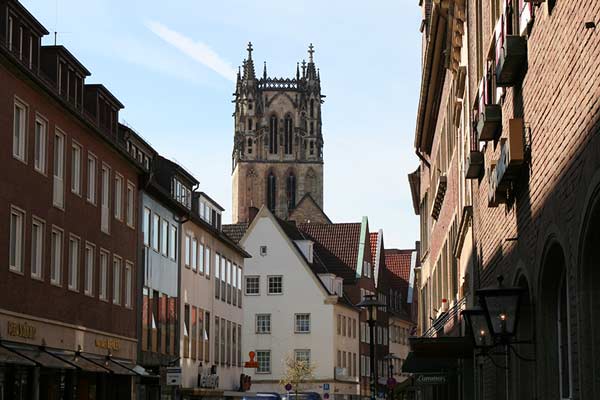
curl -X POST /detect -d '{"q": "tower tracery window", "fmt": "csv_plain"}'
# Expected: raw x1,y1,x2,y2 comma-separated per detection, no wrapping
267,172,276,212
248,118,253,131
286,173,296,210
284,116,293,155
310,99,315,118
247,138,253,154
269,115,278,154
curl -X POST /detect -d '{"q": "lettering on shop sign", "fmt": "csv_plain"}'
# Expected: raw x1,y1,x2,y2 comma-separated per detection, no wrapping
7,321,36,339
416,374,447,385
94,338,120,351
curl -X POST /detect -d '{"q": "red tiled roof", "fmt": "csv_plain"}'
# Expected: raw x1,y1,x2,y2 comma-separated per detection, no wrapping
369,232,379,264
298,222,362,280
385,249,413,282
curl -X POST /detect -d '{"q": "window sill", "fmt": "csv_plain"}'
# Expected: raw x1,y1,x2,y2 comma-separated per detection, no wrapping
68,287,79,293
294,331,311,334
51,280,62,288
86,198,97,206
31,274,44,282
245,293,260,296
267,292,283,296
84,291,94,297
34,168,47,177
12,154,27,165
8,268,24,276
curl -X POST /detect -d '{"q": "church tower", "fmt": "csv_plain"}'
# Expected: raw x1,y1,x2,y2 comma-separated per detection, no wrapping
232,43,324,223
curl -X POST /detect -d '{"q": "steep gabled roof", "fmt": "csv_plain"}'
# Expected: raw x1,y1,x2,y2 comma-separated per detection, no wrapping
222,222,249,244
369,232,379,265
288,193,332,224
385,248,414,296
298,222,362,281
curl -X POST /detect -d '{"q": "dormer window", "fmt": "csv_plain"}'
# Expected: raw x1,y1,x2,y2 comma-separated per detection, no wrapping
172,177,191,209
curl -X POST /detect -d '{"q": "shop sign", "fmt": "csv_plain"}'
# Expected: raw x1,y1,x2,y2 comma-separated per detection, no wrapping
7,321,36,339
166,367,182,386
416,374,447,385
199,374,219,388
94,338,120,351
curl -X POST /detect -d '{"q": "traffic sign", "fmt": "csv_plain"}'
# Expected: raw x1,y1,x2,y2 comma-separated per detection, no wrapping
323,383,330,391
166,367,181,386
244,351,259,368
323,394,329,399
285,383,292,391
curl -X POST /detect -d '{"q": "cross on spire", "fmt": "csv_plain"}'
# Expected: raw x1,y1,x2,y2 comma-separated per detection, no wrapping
247,42,253,59
308,43,315,63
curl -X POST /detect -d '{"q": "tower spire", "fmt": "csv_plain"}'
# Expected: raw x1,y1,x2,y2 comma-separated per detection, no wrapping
306,43,317,80
263,61,267,79
308,43,315,63
301,60,307,78
242,42,256,80
247,42,253,60
296,62,300,79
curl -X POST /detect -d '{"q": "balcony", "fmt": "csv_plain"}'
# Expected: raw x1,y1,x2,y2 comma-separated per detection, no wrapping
476,104,502,141
466,151,484,179
488,118,525,207
430,174,447,220
496,35,527,87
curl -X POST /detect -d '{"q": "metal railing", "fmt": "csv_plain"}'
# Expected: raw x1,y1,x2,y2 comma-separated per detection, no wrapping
422,297,466,338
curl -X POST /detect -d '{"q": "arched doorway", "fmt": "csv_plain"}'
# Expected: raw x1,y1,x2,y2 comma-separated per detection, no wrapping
538,241,571,400
579,191,600,399
512,274,534,400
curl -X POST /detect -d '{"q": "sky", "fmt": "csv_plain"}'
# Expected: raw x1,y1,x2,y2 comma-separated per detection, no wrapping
22,0,423,249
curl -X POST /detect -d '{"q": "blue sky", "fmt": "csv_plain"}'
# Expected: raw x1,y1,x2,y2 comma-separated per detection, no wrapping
23,0,423,249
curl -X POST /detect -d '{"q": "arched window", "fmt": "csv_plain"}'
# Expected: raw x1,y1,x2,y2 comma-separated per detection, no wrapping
248,118,253,131
247,138,253,155
269,116,278,154
284,116,293,155
286,173,296,210
310,141,315,155
267,172,276,212
310,99,315,118
557,273,571,398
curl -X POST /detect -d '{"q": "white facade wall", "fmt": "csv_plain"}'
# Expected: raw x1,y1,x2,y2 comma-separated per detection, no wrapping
241,212,359,397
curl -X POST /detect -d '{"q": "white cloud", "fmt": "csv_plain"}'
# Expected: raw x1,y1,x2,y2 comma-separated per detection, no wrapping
145,20,236,82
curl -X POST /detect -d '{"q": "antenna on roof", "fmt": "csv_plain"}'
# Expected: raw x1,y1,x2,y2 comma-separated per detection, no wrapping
53,0,71,46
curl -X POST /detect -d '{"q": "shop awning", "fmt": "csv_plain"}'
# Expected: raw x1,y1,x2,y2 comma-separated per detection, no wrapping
0,343,36,366
105,357,139,376
1,342,76,370
50,351,112,373
402,352,457,374
409,336,473,359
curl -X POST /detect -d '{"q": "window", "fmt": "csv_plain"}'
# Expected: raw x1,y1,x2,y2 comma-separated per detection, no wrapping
337,315,341,335
267,172,276,212
161,219,169,256
215,253,221,298
101,164,110,232
205,311,211,362
268,276,283,294
295,313,310,333
34,117,47,173
7,16,13,50
50,228,63,285
284,115,293,154
184,304,190,358
9,207,25,273
185,235,191,267
295,349,310,364
256,314,271,334
30,218,44,279
205,247,211,277
99,251,108,300
143,207,151,246
342,316,347,336
310,99,315,118
87,154,97,204
125,262,133,308
199,243,205,274
256,350,271,373
191,238,198,271
220,317,226,365
84,244,94,295
172,178,191,208
269,115,278,154
286,174,296,210
260,246,267,256
214,316,220,364
126,183,135,227
68,236,80,291
13,100,27,162
247,137,253,154
114,174,123,220
54,131,66,209
152,214,160,251
71,143,82,195
113,257,122,305
169,225,177,261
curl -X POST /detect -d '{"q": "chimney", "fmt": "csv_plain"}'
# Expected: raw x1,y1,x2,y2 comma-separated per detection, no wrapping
248,206,259,223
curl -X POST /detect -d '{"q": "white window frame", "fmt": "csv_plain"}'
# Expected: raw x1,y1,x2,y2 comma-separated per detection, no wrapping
87,153,97,205
124,261,133,309
71,141,82,196
245,276,260,295
50,226,63,286
31,217,45,280
13,98,27,163
53,129,66,210
7,16,13,50
34,115,47,174
295,313,311,333
267,275,283,295
191,238,198,271
9,206,25,274
101,163,110,233
256,314,271,334
199,243,205,274
84,242,95,296
169,224,177,261
161,219,169,256
114,173,123,221
152,213,160,252
256,350,271,374
113,256,122,305
68,235,80,291
126,181,135,228
99,249,109,301
205,246,211,277
185,234,191,267
143,207,151,247
294,349,310,364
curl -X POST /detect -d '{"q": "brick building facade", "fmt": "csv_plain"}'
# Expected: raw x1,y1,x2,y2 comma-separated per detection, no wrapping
409,0,600,399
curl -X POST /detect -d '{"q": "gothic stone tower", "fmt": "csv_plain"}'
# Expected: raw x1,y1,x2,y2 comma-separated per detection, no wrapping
232,43,324,223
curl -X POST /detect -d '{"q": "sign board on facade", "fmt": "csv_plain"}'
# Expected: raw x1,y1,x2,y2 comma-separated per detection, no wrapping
7,321,36,339
244,351,259,368
94,338,120,351
166,367,182,386
323,383,330,391
199,374,219,389
415,374,447,385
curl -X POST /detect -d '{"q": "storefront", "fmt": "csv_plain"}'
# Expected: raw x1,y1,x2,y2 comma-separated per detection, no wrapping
0,312,140,400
